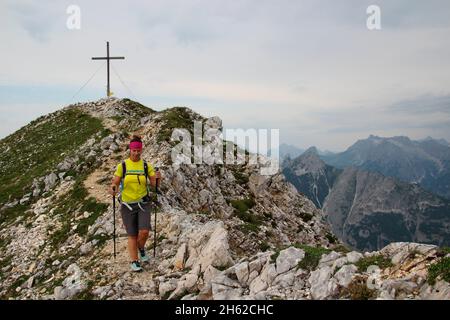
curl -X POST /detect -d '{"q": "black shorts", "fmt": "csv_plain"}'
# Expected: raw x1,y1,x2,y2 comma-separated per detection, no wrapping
120,202,152,236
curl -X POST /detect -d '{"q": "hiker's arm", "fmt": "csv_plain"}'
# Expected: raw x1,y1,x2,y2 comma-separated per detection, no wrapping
109,176,121,195
149,171,162,187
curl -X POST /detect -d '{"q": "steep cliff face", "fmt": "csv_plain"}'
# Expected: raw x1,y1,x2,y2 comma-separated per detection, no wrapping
282,148,450,252
0,98,340,300
323,168,450,252
282,147,341,209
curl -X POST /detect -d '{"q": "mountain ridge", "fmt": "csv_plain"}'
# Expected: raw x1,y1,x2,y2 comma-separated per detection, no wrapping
321,135,450,199
0,98,448,300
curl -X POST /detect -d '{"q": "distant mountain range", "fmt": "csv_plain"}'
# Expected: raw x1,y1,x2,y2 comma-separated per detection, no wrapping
321,135,450,199
421,136,450,147
269,143,334,162
283,147,450,252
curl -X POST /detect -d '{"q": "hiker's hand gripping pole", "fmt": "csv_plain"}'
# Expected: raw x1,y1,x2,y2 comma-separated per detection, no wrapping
153,168,159,258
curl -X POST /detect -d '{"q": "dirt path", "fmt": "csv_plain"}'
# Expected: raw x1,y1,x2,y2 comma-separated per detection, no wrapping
97,234,163,300
83,115,123,204
83,162,119,204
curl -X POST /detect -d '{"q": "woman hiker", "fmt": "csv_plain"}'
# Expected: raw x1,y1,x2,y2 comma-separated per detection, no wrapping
109,135,161,272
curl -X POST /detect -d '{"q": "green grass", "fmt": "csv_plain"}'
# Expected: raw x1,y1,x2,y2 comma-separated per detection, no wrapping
427,257,450,285
157,107,198,143
161,289,175,300
111,116,125,123
230,167,249,185
239,222,260,234
113,100,155,132
0,204,33,229
259,241,270,252
0,108,106,225
332,244,351,254
0,107,111,248
121,98,155,116
2,274,28,299
87,234,110,247
0,254,13,281
294,244,331,271
72,280,95,300
230,198,255,214
215,265,228,272
49,173,108,249
355,254,393,273
298,211,313,222
230,198,262,233
47,276,65,293
437,247,450,255
325,233,338,244
270,244,331,271
76,199,109,236
270,251,280,264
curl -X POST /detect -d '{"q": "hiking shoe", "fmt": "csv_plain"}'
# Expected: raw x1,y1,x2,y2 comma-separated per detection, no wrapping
130,260,143,272
138,248,150,263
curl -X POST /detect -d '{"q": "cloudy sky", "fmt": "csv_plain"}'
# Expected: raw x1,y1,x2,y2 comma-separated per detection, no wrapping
1,0,450,151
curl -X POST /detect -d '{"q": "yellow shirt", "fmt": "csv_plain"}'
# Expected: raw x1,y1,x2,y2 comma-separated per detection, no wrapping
114,159,155,203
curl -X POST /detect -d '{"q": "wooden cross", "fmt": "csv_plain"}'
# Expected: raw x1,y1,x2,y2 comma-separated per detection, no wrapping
91,41,125,97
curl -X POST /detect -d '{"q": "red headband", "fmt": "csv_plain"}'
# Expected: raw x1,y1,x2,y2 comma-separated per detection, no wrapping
129,141,143,150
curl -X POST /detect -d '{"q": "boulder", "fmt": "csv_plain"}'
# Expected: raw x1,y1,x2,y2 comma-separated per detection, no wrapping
275,247,305,274
44,173,59,191
334,264,358,287
308,266,338,300
234,261,250,286
346,251,364,264
211,274,243,300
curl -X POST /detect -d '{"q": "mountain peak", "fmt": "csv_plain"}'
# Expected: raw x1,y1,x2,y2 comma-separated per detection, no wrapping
303,146,319,155
290,146,325,173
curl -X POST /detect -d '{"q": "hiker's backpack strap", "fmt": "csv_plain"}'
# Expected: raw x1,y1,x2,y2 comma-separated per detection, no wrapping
121,161,126,180
144,161,150,197
118,161,126,203
144,161,149,181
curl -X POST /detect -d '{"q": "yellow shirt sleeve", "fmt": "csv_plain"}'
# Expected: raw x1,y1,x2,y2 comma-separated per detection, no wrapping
147,163,156,177
114,163,123,178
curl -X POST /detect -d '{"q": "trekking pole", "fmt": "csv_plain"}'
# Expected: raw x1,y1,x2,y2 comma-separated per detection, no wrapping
112,186,117,260
153,168,159,258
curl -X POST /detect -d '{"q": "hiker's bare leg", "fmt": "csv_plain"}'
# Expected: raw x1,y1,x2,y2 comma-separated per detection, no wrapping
128,236,138,261
137,230,149,249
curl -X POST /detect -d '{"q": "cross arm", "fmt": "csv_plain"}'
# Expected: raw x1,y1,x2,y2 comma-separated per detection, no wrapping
91,57,125,60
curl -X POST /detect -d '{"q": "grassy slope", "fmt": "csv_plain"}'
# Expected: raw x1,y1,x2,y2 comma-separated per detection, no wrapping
0,108,107,225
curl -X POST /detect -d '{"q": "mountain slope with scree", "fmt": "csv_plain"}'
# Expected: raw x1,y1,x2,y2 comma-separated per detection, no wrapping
0,98,448,300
